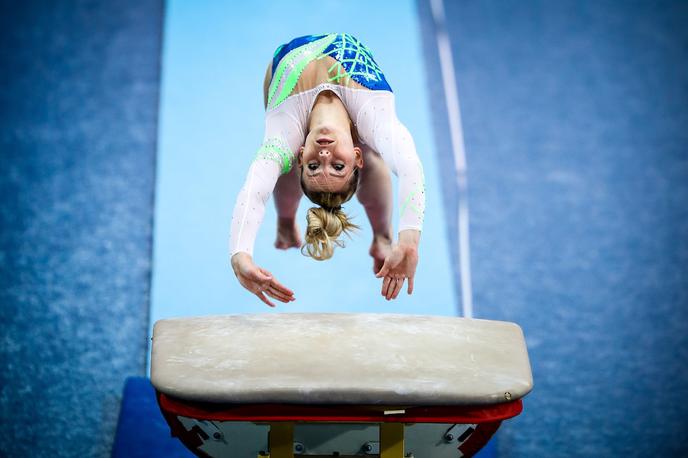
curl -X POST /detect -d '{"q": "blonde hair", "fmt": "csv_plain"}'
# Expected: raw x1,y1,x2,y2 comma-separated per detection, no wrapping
299,167,361,261
301,207,360,261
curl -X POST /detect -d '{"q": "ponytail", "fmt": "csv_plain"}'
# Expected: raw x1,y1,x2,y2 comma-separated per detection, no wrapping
302,206,360,261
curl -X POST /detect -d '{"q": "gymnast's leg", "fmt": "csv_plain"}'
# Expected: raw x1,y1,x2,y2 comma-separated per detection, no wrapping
356,146,394,274
273,165,304,249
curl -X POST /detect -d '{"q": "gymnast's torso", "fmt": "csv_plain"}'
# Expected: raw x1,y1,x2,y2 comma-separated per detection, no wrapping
229,33,425,257
267,33,392,109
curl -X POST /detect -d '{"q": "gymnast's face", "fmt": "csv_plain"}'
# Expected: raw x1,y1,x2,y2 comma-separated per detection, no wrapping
298,125,363,193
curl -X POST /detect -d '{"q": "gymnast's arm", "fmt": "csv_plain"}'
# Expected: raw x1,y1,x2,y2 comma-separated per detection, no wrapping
355,94,425,297
229,156,297,307
231,60,309,307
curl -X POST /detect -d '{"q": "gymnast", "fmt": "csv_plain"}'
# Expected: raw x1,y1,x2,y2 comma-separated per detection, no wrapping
229,33,425,307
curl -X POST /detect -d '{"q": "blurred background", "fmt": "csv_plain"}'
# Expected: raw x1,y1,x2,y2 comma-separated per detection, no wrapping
1,0,687,457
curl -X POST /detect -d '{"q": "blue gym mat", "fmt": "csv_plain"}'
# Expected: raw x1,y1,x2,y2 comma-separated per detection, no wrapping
0,1,163,457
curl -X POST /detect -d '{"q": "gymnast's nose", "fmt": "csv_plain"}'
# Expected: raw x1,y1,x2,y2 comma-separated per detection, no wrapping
319,149,330,157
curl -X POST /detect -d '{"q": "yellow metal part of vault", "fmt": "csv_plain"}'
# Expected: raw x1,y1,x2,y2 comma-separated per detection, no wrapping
266,422,294,458
260,421,405,458
379,422,404,458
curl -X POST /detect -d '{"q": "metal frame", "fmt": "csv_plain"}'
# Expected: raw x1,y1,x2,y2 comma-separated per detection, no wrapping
261,421,405,458
157,392,521,457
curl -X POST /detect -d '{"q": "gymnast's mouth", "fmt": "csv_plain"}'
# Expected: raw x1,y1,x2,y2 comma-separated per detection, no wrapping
316,138,334,146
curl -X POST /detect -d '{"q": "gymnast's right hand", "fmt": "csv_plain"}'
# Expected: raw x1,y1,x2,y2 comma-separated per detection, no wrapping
231,252,295,307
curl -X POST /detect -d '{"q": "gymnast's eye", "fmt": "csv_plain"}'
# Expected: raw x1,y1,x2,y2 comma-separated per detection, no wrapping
333,164,344,171
308,163,318,171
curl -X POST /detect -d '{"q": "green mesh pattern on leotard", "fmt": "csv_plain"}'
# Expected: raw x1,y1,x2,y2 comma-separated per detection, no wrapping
267,35,337,110
325,34,385,86
255,137,293,174
267,33,389,110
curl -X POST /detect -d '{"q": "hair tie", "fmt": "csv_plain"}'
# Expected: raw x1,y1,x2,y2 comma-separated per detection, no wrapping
323,205,342,212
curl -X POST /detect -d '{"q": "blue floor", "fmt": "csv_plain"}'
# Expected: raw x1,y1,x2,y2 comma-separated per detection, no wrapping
419,0,688,455
0,1,163,457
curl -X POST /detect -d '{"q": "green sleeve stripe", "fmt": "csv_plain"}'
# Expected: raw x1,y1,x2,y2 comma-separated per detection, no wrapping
255,137,293,174
400,182,426,219
399,165,426,220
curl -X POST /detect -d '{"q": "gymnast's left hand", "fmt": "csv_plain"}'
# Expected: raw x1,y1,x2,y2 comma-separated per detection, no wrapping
231,252,295,307
375,243,418,300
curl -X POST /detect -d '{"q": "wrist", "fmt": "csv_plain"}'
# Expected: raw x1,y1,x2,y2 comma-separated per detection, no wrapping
373,232,393,244
398,229,420,249
231,251,252,270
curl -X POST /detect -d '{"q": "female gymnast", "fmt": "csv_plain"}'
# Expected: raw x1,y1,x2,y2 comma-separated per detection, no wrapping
229,33,425,307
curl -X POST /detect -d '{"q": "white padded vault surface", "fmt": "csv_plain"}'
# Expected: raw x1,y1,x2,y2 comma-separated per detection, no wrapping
150,313,533,405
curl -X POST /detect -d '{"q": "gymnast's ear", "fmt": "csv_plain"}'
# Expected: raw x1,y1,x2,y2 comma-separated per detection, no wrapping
297,146,304,167
354,146,363,169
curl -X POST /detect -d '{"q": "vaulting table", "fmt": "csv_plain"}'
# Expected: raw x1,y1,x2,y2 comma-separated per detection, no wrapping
151,313,533,458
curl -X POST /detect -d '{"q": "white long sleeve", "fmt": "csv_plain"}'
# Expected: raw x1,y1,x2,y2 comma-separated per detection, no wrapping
355,94,425,232
229,158,280,257
229,111,302,258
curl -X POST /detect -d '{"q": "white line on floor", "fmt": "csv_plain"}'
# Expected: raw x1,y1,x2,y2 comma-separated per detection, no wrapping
430,0,474,318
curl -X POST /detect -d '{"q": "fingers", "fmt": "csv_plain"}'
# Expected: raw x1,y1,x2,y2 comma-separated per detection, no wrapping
376,257,398,278
407,275,414,295
381,275,393,298
381,276,405,300
257,268,293,295
255,290,276,308
265,284,295,303
390,276,404,300
254,283,295,308
239,261,296,307
376,263,389,279
268,277,295,298
252,281,294,306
